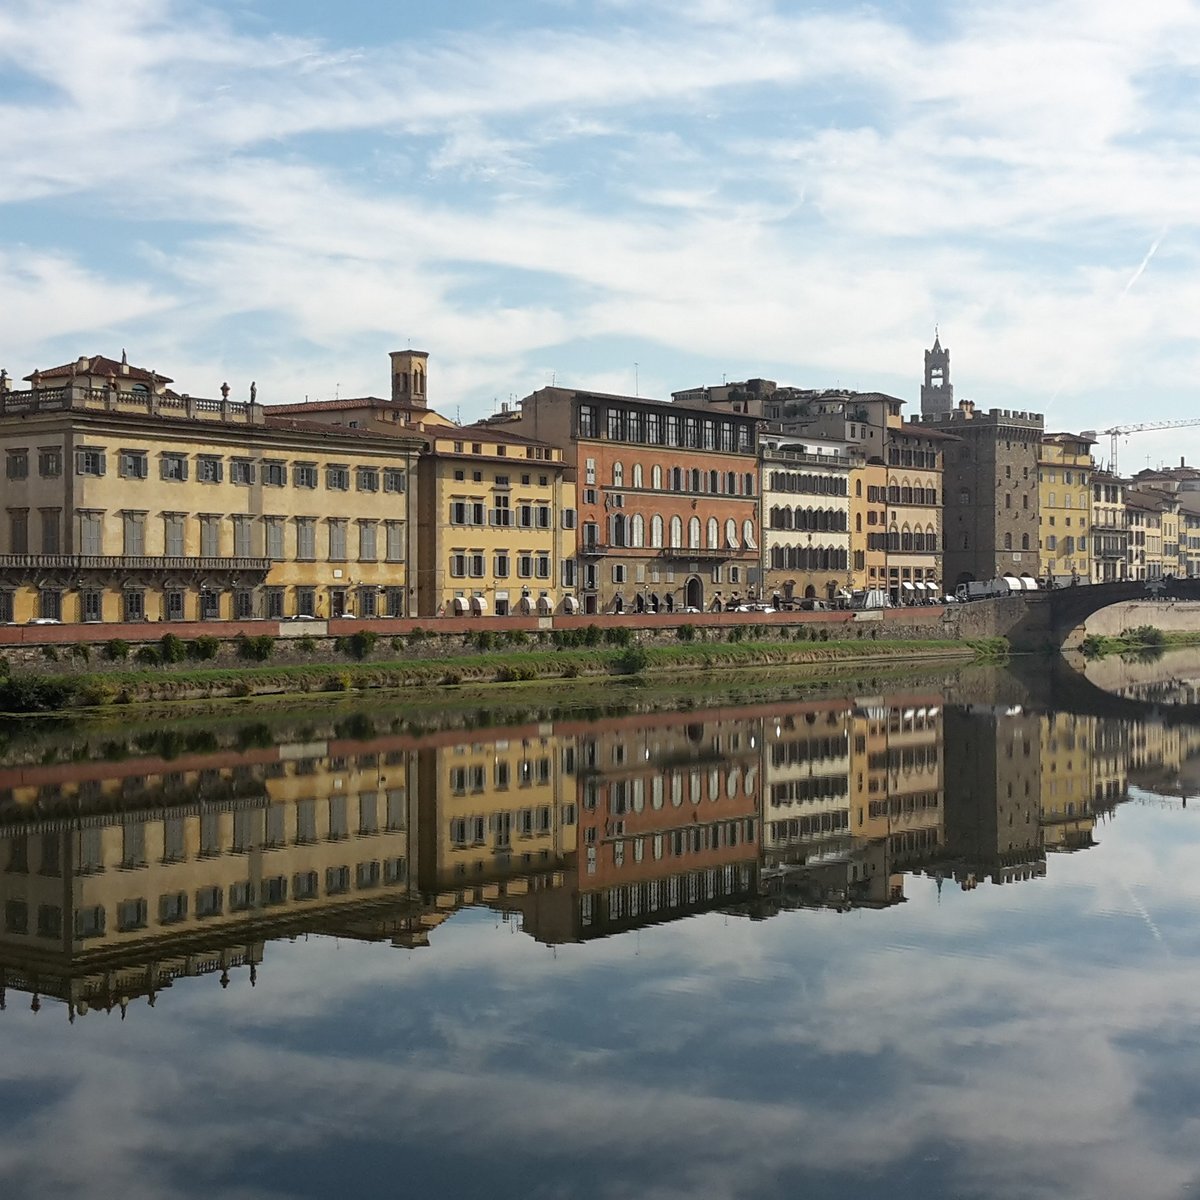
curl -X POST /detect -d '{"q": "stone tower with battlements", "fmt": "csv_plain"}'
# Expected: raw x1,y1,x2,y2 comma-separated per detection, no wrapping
921,333,953,418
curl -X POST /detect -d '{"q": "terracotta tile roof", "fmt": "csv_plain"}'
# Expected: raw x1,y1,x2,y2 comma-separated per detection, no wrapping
262,415,424,443
264,396,433,415
26,355,174,385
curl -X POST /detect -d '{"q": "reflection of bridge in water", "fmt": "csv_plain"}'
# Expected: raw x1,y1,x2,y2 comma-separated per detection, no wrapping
1008,650,1200,727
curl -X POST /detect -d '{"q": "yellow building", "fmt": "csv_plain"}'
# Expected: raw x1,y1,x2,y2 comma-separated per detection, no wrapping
1038,433,1094,584
415,423,577,617
1039,712,1096,852
0,355,423,623
415,734,577,907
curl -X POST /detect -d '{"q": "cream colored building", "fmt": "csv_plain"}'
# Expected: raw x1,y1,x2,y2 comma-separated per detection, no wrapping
0,354,423,623
415,423,577,617
761,437,858,605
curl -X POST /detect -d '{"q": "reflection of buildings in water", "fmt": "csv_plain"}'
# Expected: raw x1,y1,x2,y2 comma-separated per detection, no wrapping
940,707,1046,888
415,733,577,916
4,697,1184,1014
0,739,431,1019
1040,712,1097,852
507,712,764,944
1125,721,1200,799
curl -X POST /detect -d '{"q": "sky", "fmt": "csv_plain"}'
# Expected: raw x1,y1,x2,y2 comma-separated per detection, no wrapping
3,0,1200,468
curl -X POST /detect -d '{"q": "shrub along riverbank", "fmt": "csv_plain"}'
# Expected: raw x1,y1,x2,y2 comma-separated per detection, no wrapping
1079,626,1200,658
0,633,1009,714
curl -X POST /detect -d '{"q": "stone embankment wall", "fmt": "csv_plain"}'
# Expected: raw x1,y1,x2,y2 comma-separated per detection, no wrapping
1081,601,1200,636
0,606,968,674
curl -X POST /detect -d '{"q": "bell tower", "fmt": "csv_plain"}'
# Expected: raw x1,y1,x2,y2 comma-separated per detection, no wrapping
921,332,953,417
390,349,429,408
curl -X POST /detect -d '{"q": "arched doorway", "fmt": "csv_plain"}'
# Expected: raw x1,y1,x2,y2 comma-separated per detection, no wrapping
685,576,703,611
804,584,817,599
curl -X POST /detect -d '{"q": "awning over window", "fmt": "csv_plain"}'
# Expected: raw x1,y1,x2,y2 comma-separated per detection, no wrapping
451,596,468,614
537,595,553,613
563,595,580,613
518,595,533,614
1020,576,1038,590
902,581,915,590
1002,576,1023,590
471,595,488,614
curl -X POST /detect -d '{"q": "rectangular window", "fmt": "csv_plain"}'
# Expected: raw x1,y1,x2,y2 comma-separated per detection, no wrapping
8,509,27,554
165,590,185,621
328,519,347,561
264,518,284,560
356,467,379,492
562,560,576,587
449,552,466,578
164,514,185,557
117,449,147,479
469,553,485,577
296,587,316,617
122,512,146,556
383,468,406,493
38,448,61,478
39,588,62,621
76,447,106,476
385,521,404,562
197,455,223,483
358,521,377,561
199,516,220,557
517,554,533,578
562,508,577,529
231,458,255,485
536,554,551,579
40,509,60,554
296,518,316,560
81,588,103,622
6,450,27,480
262,459,287,487
234,513,255,554
123,589,145,622
326,465,350,491
160,453,188,482
494,553,510,577
293,462,318,488
265,588,284,619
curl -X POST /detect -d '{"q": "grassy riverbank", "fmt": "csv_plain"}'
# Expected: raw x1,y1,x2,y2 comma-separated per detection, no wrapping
0,636,1008,713
1079,626,1200,658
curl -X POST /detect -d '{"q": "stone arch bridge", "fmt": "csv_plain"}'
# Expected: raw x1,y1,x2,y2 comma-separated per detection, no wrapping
963,578,1200,650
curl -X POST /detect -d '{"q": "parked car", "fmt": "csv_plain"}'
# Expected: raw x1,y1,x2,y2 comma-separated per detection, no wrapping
797,598,829,611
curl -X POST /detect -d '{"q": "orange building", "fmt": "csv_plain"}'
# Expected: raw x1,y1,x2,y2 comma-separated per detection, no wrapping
485,387,761,614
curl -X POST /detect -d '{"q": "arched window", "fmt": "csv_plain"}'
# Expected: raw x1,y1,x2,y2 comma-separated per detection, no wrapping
744,473,754,496
743,519,756,550
672,467,683,491
855,479,862,497
611,514,627,547
856,513,862,532
630,513,645,547
1021,533,1030,550
688,516,701,548
725,518,739,548
652,465,662,490
1004,532,1012,549
632,463,643,489
669,515,683,548
651,514,664,547
726,472,736,494
612,461,624,487
709,470,719,494
690,468,701,493
707,517,719,548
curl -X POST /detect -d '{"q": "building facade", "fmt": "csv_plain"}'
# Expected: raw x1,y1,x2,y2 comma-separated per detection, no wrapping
0,358,422,623
1090,471,1128,583
414,424,576,617
489,388,761,614
760,436,859,604
924,402,1042,588
1038,433,1094,585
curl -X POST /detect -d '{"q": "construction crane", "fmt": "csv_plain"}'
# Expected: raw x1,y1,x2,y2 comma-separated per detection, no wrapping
1085,420,1200,475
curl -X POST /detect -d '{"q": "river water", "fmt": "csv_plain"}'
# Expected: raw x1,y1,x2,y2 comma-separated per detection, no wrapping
1,655,1199,1200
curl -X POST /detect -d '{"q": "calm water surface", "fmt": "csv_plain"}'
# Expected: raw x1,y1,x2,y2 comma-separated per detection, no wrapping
1,657,1199,1200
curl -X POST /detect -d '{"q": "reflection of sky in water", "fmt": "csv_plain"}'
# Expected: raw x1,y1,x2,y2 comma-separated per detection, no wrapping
3,806,1200,1199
